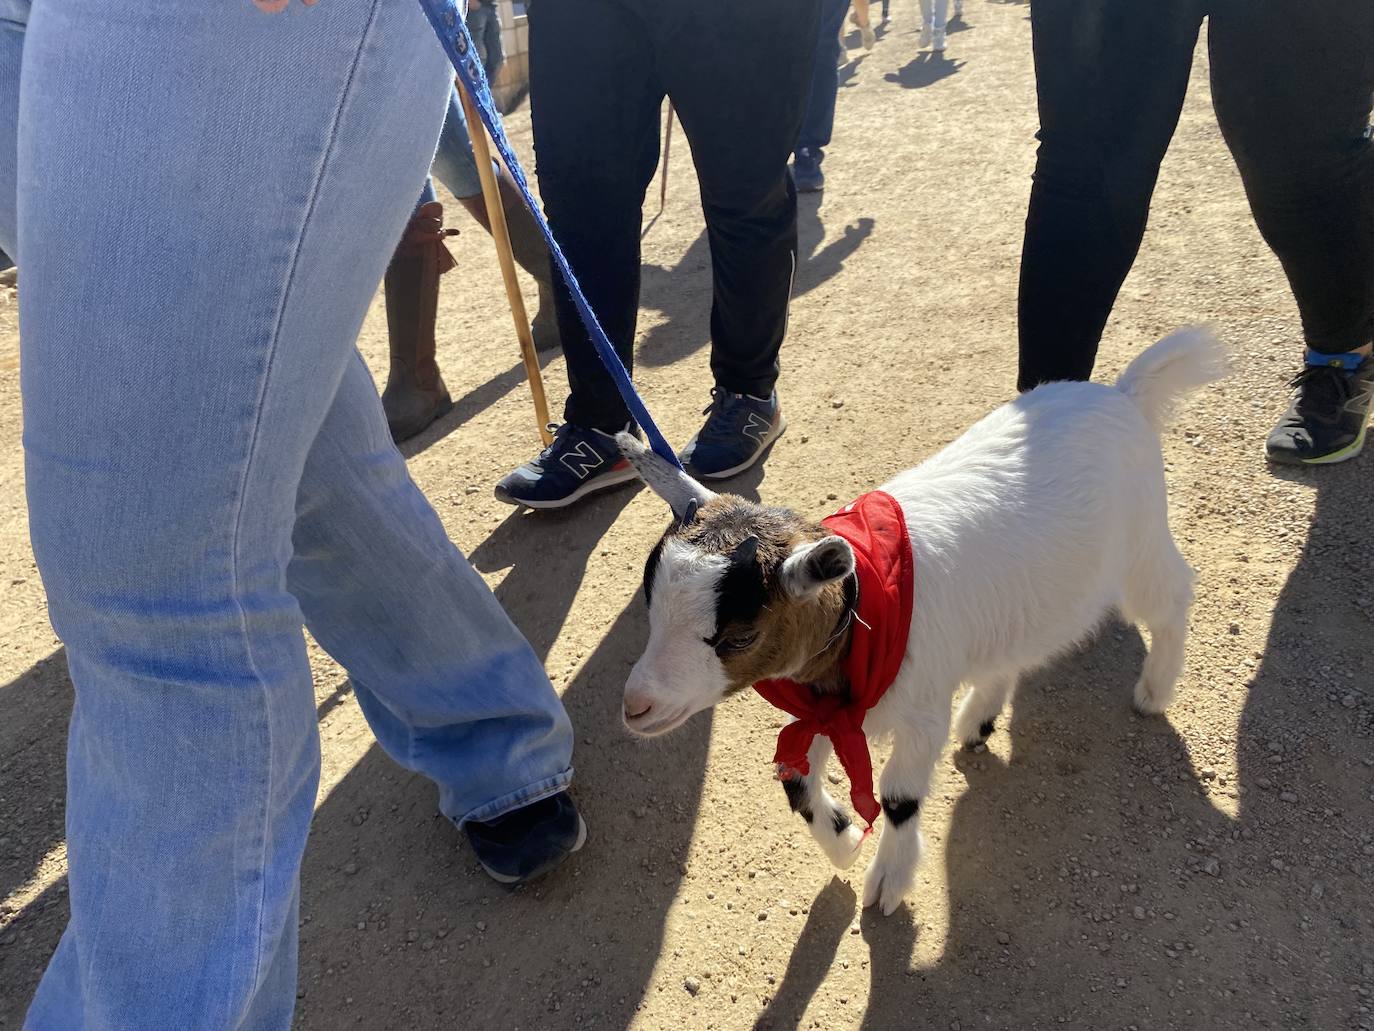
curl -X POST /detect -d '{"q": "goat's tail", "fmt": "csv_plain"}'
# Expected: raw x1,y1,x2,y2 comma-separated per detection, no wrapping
1115,326,1228,432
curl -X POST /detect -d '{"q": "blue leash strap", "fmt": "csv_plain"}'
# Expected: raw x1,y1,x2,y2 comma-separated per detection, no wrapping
417,0,684,470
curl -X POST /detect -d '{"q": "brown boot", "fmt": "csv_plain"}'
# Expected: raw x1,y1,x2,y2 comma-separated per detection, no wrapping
382,201,457,443
458,165,562,353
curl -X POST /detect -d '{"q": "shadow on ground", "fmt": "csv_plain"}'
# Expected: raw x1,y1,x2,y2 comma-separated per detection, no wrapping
639,204,874,372
885,53,967,90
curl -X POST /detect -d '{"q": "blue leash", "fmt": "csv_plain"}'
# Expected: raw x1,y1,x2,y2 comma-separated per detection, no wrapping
418,0,685,470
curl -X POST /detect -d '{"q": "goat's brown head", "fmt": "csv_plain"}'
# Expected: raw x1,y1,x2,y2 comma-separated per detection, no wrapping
617,434,856,737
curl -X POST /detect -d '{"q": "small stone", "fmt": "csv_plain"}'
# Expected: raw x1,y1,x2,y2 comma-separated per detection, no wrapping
757,911,768,921
1202,858,1220,877
633,806,648,819
1200,767,1217,781
406,929,419,942
465,485,481,495
997,931,1010,945
1342,695,1358,709
1133,906,1146,920
684,976,701,996
476,921,487,933
342,861,359,876
356,922,366,931
1116,978,1127,989
831,399,845,409
1280,791,1298,803
1310,882,1325,900
827,770,842,785
1257,777,1272,790
800,434,810,444
827,493,838,501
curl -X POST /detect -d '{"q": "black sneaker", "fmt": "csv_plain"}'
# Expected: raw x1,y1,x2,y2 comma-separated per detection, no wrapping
495,423,638,509
1265,351,1374,466
680,387,786,479
465,791,587,886
792,147,824,193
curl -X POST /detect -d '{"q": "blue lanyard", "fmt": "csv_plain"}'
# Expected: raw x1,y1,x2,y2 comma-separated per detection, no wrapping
418,0,684,470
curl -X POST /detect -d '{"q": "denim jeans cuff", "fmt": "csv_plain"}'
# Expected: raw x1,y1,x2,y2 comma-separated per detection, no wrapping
450,767,575,828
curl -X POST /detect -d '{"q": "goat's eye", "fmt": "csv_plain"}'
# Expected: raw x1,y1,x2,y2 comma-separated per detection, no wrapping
713,631,759,656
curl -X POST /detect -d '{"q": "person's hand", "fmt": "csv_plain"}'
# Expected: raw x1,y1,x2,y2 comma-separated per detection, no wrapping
253,0,319,12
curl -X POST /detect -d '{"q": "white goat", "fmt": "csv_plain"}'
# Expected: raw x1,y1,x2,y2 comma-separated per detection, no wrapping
616,328,1226,915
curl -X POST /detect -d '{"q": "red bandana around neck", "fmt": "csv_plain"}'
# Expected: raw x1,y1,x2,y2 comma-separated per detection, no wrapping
753,490,914,827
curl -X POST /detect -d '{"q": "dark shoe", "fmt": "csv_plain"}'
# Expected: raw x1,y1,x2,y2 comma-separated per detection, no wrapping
792,147,825,193
495,423,639,509
382,201,458,443
465,791,587,886
680,388,786,479
1265,351,1374,465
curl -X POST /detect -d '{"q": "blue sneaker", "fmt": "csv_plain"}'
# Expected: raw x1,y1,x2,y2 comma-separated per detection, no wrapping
495,423,639,509
680,388,786,479
792,147,825,193
465,791,587,886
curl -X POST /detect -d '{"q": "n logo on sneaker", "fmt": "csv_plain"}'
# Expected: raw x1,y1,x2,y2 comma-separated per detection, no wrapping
560,441,606,480
742,411,773,446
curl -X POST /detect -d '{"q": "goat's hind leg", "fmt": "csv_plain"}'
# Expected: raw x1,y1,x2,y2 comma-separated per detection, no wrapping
1123,532,1194,715
780,733,865,870
953,674,1015,749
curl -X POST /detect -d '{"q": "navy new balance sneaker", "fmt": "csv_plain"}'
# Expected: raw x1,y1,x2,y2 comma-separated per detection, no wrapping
680,388,786,479
465,791,587,886
1266,350,1374,465
495,423,639,509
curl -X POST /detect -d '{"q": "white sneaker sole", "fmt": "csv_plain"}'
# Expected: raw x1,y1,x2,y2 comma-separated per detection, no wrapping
494,465,639,510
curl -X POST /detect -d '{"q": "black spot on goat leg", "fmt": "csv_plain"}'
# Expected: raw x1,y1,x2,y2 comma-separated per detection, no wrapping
882,797,920,826
830,809,852,836
781,775,813,823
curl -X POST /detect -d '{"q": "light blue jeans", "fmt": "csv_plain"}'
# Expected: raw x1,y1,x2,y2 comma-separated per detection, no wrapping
0,1,574,1027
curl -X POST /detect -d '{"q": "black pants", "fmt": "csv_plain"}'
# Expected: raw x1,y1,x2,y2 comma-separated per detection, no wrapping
1017,0,1374,391
528,0,819,431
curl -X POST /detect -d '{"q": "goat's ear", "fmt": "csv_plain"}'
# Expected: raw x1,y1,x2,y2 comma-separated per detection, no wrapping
779,536,855,599
616,432,717,524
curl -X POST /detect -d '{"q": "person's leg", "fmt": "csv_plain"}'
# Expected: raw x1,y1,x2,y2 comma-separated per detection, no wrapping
14,2,450,1025
529,0,660,434
656,0,818,478
660,0,818,401
0,0,23,262
929,0,949,50
1210,0,1374,463
289,355,574,830
431,86,561,351
495,0,662,508
1016,0,1204,390
797,0,851,155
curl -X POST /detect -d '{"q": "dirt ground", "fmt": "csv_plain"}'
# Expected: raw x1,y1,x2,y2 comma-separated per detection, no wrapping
4,4,1374,1029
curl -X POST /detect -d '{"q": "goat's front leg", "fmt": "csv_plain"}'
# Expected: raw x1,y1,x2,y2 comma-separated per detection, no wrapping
863,704,950,915
780,732,866,870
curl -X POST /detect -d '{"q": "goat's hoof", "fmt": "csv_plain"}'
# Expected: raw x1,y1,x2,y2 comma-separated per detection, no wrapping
1132,677,1172,715
831,824,866,870
862,862,912,916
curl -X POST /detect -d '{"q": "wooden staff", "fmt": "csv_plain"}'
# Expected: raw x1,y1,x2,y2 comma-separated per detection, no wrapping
660,102,675,212
457,84,554,447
